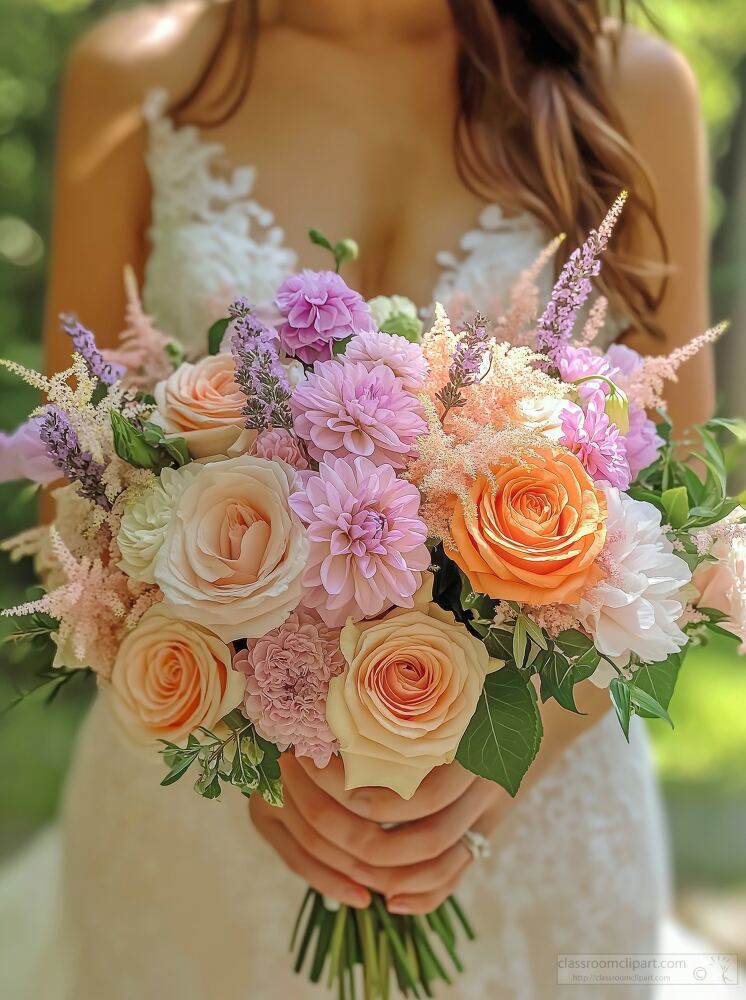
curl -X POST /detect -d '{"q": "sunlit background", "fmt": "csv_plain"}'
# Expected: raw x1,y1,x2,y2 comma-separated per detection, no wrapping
0,0,745,953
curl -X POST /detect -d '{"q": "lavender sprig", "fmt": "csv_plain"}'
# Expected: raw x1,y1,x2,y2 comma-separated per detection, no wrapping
62,315,125,386
38,405,111,509
229,300,293,431
535,192,627,364
436,314,491,425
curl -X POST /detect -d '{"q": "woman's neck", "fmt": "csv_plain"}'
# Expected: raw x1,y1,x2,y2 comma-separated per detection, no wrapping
264,0,453,41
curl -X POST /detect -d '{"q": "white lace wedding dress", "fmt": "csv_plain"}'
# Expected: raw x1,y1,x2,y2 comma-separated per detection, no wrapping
0,90,716,1000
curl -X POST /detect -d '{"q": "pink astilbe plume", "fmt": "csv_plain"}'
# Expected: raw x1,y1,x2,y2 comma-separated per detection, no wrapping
420,306,566,439
2,527,160,677
620,322,728,411
405,394,548,543
580,296,610,346
103,267,178,392
495,234,565,347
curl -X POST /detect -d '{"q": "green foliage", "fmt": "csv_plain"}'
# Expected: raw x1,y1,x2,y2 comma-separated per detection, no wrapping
207,317,229,355
456,665,543,796
159,710,283,806
110,411,190,470
308,228,358,273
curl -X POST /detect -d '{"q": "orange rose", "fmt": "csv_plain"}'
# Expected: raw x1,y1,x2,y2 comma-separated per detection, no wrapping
449,450,607,605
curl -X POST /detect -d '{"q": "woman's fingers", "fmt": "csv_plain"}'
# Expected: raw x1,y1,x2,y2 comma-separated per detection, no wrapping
386,803,504,915
296,753,477,824
249,795,371,909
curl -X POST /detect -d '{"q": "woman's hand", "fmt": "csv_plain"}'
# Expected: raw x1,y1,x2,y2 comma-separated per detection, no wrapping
249,753,505,915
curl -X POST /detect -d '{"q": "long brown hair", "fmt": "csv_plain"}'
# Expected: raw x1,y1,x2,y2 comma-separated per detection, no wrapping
174,0,666,335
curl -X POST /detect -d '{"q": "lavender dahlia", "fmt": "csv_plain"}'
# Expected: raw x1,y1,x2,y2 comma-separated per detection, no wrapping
289,453,431,627
559,391,631,490
291,358,426,469
275,269,375,364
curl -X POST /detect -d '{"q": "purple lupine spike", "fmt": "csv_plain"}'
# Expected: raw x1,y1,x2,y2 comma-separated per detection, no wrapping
38,405,111,509
436,314,491,424
62,315,125,385
228,300,293,431
535,192,627,364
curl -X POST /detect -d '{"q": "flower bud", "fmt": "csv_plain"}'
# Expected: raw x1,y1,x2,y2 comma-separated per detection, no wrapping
604,384,630,433
367,294,423,343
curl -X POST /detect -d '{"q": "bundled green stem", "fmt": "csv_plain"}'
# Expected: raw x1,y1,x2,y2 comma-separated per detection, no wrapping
292,891,474,999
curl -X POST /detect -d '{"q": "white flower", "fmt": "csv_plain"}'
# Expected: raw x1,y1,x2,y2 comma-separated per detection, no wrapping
577,485,691,683
117,465,202,583
368,294,419,327
516,396,568,443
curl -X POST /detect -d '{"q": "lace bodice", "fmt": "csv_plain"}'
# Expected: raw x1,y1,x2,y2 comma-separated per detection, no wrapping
142,88,627,355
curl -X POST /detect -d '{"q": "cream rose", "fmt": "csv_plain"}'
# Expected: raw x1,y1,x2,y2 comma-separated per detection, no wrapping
154,455,308,643
326,576,499,799
153,353,254,459
108,608,244,745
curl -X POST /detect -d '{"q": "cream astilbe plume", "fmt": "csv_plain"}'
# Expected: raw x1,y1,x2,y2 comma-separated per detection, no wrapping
620,322,728,411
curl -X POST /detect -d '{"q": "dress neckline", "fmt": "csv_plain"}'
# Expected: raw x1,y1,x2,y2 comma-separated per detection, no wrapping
141,87,541,286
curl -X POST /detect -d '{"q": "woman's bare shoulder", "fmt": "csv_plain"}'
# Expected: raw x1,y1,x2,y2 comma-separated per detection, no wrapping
65,0,229,109
600,21,700,125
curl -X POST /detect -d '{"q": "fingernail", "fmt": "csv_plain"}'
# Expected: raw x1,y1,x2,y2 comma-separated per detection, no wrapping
349,891,371,909
386,897,411,915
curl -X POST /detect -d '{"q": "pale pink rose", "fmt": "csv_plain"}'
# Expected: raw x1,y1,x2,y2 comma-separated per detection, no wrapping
154,455,309,643
153,353,254,459
692,538,746,650
108,608,244,745
326,575,500,799
253,428,309,470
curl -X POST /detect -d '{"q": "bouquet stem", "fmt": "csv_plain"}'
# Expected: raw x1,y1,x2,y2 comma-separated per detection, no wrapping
291,889,474,998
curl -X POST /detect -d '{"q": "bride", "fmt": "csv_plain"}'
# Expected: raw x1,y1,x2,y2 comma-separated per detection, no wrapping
12,1,716,997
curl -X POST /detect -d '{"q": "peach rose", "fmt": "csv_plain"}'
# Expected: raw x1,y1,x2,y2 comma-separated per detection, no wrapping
154,455,309,643
692,538,746,649
108,608,244,745
449,449,607,605
153,353,254,459
326,576,500,799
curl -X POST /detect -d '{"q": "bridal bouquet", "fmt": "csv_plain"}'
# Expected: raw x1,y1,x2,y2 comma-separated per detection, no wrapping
3,196,745,998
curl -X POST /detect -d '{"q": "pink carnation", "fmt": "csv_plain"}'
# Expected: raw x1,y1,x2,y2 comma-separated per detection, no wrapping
290,358,426,469
253,428,309,470
345,329,428,392
288,453,431,627
234,607,345,767
560,391,631,489
275,269,374,364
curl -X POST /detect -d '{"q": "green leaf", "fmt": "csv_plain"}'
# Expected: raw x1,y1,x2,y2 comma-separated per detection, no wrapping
160,751,200,787
538,650,595,713
484,629,514,661
111,412,190,471
332,336,352,356
512,617,527,668
309,228,334,252
631,651,682,718
629,685,673,728
609,678,632,742
522,617,548,651
456,666,543,796
554,629,595,659
165,341,185,369
207,317,230,355
661,486,689,528
194,770,222,799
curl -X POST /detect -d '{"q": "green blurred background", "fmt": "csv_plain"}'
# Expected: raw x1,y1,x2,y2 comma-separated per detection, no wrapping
0,0,745,948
